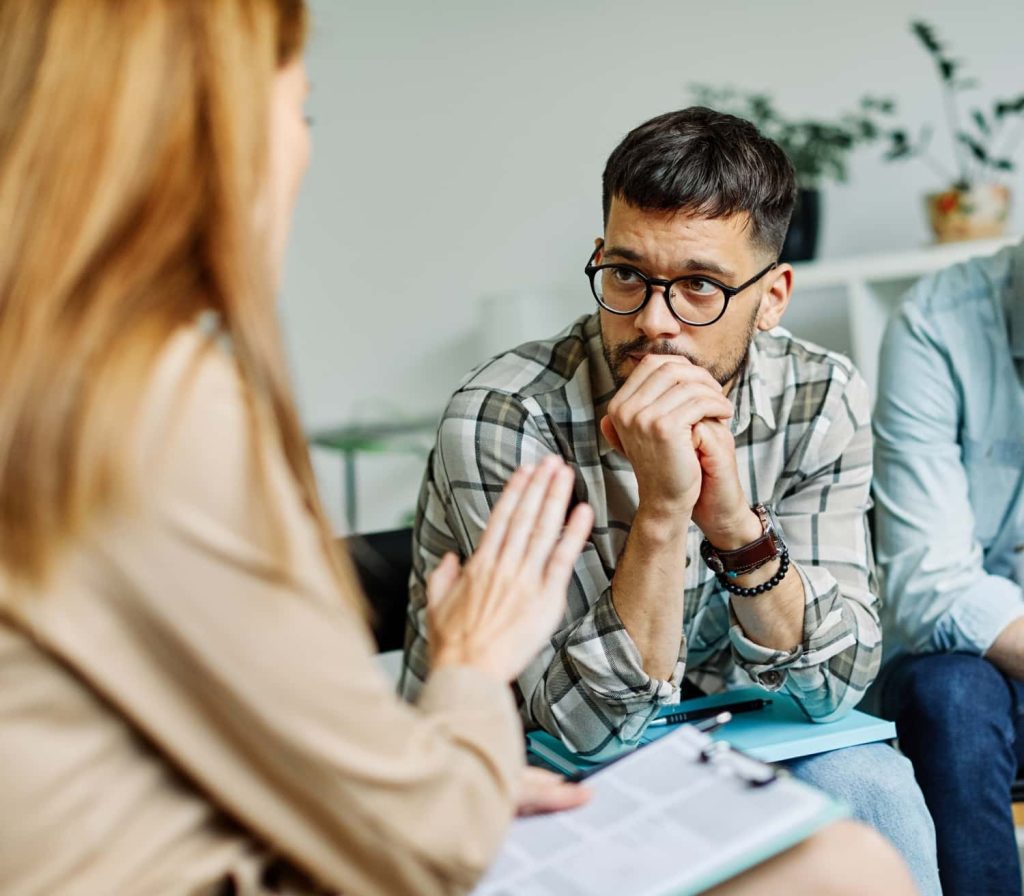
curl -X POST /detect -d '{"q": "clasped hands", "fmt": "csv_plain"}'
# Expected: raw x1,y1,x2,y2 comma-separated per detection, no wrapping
599,353,761,548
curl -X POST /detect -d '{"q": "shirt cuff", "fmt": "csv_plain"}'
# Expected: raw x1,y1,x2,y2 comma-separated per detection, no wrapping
727,618,803,691
933,573,1024,654
726,563,852,693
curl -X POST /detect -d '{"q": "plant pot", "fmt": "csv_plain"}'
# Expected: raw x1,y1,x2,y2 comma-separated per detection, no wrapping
780,187,820,263
926,183,1012,243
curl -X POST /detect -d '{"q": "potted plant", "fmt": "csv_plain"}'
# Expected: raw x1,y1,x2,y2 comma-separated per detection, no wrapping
883,21,1024,243
689,84,894,262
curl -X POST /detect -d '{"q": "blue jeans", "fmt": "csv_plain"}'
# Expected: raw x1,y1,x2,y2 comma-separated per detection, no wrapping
786,741,941,896
880,652,1024,896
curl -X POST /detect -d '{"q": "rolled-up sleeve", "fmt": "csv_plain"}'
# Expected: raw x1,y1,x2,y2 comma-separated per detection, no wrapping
727,368,881,721
400,388,682,757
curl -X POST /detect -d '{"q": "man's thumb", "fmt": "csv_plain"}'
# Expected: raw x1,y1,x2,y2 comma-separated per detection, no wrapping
600,416,623,453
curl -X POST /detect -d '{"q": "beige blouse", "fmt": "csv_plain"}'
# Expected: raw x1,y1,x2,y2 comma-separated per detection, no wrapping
0,329,523,896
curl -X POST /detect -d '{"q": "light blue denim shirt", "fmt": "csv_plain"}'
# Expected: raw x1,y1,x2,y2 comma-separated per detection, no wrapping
874,239,1024,657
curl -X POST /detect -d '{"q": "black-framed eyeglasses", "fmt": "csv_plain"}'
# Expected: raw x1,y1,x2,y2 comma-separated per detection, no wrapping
584,245,778,327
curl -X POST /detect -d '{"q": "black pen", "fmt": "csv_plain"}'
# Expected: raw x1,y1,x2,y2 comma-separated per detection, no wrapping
648,697,771,727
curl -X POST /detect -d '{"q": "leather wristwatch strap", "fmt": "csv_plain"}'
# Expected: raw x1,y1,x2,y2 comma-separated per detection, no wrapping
700,504,783,577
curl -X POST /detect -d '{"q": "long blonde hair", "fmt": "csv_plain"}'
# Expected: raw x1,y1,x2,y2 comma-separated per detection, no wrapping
0,0,359,605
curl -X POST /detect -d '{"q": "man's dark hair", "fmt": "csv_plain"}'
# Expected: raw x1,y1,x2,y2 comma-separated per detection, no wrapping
602,107,797,257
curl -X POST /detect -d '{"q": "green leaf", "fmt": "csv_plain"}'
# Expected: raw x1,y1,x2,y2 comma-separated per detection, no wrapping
972,109,990,135
995,95,1024,118
957,132,989,163
911,21,942,55
682,83,894,184
858,120,879,139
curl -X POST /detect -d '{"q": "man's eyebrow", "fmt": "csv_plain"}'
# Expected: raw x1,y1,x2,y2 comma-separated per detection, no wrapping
602,245,734,280
602,245,645,264
679,257,733,279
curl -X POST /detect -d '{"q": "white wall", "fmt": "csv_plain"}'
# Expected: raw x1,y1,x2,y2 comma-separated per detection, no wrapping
281,0,1024,532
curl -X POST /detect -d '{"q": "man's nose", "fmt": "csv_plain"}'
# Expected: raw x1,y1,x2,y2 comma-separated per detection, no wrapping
633,285,683,341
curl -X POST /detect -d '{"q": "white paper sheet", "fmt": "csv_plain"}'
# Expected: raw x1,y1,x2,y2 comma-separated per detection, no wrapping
472,725,841,896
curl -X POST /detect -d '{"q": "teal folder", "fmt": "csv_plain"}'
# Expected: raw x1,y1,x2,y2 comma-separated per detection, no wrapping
527,686,896,778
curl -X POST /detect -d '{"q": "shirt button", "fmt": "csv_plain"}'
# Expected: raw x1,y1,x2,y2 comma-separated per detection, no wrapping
759,670,784,688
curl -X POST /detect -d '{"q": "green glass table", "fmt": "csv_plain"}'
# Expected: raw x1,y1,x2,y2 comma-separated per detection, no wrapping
309,416,439,531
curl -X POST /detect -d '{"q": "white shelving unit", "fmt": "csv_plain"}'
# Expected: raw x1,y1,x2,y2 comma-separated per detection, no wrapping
783,234,1020,401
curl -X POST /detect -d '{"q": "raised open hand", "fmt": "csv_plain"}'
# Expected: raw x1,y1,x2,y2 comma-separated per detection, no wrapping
427,456,594,682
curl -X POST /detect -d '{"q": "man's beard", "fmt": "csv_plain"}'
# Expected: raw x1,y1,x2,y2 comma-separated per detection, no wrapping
601,306,759,389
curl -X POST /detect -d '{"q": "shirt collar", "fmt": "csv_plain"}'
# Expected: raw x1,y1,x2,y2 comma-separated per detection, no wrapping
585,316,619,458
588,315,777,457
1010,239,1024,360
729,334,776,436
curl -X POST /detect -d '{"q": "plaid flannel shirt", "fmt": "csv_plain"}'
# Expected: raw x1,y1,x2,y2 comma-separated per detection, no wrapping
399,313,881,756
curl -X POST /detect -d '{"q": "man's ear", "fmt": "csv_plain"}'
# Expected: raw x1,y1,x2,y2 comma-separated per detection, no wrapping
755,264,793,331
593,236,604,262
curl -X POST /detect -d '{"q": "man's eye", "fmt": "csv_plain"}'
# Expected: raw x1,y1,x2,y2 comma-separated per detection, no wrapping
612,268,641,285
682,277,718,296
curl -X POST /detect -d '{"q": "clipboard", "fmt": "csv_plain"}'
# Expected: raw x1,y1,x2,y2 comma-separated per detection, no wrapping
475,722,846,896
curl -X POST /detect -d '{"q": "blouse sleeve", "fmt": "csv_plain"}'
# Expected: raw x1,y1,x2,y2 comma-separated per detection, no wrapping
26,331,523,896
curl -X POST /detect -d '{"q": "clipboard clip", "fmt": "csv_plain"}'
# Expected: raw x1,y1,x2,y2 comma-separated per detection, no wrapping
694,711,779,788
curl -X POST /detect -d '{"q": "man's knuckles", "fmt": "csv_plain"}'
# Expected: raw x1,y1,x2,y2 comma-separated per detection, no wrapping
632,352,721,386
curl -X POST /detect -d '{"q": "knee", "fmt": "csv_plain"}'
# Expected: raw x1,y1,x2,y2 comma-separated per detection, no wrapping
794,744,934,844
895,653,1007,739
864,747,920,803
706,821,917,896
817,821,918,896
797,743,919,805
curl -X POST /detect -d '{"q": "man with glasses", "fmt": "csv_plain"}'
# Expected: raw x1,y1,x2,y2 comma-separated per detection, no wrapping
400,107,938,893
873,237,1024,896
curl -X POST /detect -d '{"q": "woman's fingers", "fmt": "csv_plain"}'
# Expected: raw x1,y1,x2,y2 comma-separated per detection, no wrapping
426,552,460,607
471,464,531,568
489,456,563,578
543,502,593,593
430,458,591,681
516,766,591,816
458,459,561,632
522,465,578,571
425,553,467,664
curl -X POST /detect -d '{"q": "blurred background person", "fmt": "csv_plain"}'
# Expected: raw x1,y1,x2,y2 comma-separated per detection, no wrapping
875,237,1024,895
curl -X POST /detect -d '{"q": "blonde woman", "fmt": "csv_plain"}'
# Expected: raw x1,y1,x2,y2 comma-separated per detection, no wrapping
0,2,916,894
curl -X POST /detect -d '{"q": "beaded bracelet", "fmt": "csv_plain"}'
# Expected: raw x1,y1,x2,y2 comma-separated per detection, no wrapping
716,547,790,597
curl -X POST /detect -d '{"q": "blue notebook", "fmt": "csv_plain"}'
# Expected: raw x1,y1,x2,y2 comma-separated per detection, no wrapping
527,686,896,778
